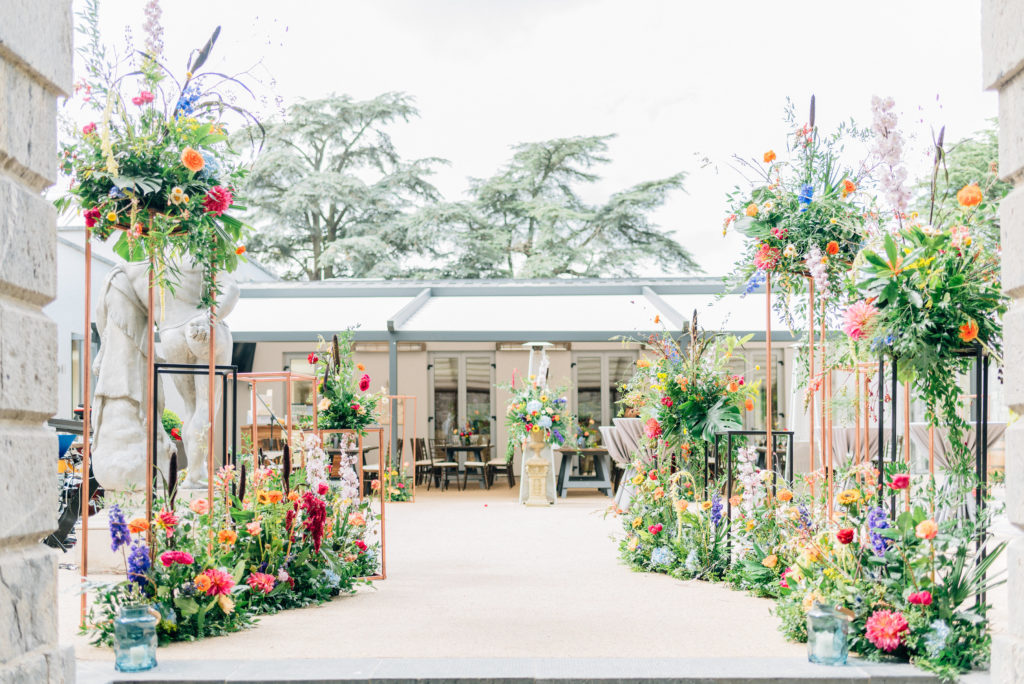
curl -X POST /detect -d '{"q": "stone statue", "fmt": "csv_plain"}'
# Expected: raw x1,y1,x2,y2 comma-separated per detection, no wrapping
91,259,237,491
156,263,238,489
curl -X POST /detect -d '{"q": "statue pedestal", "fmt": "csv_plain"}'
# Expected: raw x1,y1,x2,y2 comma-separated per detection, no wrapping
524,431,551,507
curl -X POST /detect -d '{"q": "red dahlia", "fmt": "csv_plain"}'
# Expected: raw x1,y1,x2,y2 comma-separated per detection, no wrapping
203,185,233,216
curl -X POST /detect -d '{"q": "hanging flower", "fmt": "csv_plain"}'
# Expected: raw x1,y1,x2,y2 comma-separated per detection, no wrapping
958,319,979,343
842,300,878,341
956,183,983,207
865,609,909,652
180,146,205,172
202,185,233,216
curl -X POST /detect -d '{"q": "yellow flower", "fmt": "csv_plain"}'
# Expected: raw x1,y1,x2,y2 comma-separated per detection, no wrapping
631,516,643,529
745,520,755,531
540,395,548,402
837,489,861,506
631,474,644,486
673,500,689,514
700,501,713,511
636,359,651,368
656,372,667,381
745,203,759,217
106,211,118,223
776,489,793,502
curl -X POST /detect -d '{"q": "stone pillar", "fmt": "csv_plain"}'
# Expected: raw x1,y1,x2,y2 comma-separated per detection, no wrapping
983,1,1024,681
0,2,75,682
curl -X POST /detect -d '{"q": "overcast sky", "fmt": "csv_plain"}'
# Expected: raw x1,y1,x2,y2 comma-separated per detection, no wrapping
80,0,996,277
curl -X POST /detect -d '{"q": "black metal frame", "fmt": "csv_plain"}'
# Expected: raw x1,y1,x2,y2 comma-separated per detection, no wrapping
151,363,239,494
876,345,990,601
712,429,795,559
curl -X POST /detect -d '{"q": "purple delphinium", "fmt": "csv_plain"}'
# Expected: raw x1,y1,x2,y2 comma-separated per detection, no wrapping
743,270,766,296
552,428,564,444
867,506,891,556
798,504,812,532
108,503,131,552
126,541,151,588
710,493,723,527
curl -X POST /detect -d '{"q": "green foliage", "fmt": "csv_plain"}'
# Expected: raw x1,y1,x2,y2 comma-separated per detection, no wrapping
161,409,182,438
239,93,443,280
313,331,381,433
413,135,697,278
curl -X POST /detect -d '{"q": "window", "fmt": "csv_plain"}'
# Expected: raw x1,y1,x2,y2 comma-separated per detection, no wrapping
282,352,317,418
571,351,638,433
429,353,495,443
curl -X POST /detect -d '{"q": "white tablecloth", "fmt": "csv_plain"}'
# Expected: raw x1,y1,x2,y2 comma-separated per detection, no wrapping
908,422,1006,470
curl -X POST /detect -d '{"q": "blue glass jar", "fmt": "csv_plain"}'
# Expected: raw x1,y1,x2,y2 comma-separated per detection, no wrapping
807,602,849,666
113,605,158,672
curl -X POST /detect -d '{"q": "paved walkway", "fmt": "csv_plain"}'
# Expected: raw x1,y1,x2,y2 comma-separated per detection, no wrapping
61,485,807,663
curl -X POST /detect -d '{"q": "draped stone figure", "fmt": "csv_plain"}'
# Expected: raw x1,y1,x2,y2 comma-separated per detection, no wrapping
91,259,237,491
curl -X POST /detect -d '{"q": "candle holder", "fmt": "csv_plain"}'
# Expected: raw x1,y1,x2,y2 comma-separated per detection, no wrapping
113,605,158,672
806,602,849,666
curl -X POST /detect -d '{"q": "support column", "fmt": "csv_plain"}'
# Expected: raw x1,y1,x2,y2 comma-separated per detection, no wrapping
0,1,75,681
982,2,1024,680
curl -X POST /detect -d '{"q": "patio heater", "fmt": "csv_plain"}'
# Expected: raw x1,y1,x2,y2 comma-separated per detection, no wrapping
522,341,553,384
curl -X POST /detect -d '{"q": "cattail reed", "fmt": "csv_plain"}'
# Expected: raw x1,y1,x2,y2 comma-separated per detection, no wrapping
282,444,291,497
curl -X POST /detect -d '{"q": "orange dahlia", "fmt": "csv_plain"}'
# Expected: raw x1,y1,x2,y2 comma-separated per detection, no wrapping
180,146,205,172
956,183,983,207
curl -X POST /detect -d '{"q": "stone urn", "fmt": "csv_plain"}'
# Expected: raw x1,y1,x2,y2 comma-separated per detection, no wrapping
524,429,551,506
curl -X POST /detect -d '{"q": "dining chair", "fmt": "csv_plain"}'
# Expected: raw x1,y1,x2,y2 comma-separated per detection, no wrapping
486,442,516,488
413,438,432,485
461,439,489,490
427,439,459,491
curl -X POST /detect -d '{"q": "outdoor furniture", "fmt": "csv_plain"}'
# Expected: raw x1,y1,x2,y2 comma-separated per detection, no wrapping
613,417,655,463
485,443,516,488
413,438,432,484
555,447,613,498
445,443,489,489
427,439,459,491
459,441,489,490
599,425,630,500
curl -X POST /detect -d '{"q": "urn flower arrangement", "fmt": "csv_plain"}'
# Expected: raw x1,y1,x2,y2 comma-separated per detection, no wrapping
502,377,569,462
57,5,258,309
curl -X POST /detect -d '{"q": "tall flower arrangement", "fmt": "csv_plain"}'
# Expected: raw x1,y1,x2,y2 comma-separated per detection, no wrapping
57,1,260,308
313,331,381,434
502,376,569,462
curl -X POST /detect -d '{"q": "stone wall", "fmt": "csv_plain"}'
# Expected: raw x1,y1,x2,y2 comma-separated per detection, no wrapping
0,1,75,682
983,0,1024,681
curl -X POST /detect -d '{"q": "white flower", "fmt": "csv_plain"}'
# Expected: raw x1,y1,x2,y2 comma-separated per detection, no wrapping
783,243,797,258
763,201,774,211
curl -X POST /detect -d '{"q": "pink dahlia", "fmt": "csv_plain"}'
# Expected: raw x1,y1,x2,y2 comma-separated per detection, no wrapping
203,185,233,216
358,374,371,392
644,417,662,439
84,207,100,228
753,244,781,270
842,300,878,341
199,568,236,596
246,571,276,594
865,609,909,652
159,550,194,567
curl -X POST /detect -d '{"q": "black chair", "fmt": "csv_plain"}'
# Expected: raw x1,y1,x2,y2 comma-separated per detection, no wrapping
427,439,459,491
486,443,516,488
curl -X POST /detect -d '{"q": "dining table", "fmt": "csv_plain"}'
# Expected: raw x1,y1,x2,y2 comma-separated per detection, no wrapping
554,447,613,498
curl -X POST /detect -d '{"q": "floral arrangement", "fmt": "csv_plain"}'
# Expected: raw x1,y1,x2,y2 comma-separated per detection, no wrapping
502,376,569,461
382,467,412,503
161,409,182,442
85,433,379,646
456,422,475,446
57,1,258,309
575,416,600,449
724,98,869,315
313,332,381,434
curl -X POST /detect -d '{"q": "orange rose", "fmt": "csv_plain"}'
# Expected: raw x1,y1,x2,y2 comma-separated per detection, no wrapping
728,495,741,507
776,489,793,502
180,146,205,172
764,150,776,164
956,183,983,207
189,498,210,515
959,319,979,343
916,519,938,540
194,574,212,593
745,203,759,217
761,554,778,569
826,241,839,256
744,397,754,411
128,518,149,533
727,381,739,393
218,529,237,545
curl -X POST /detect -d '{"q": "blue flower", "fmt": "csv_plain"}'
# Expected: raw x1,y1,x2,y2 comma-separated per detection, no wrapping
108,504,131,552
108,186,126,199
552,428,564,444
126,541,151,588
525,400,542,414
538,415,552,429
743,270,766,296
710,493,723,527
174,84,201,118
869,333,896,351
798,504,812,532
650,546,675,567
867,506,891,557
324,569,340,588
798,184,814,205
198,151,220,180
924,619,951,658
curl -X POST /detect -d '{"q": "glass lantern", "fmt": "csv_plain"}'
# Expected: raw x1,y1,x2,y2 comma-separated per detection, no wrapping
113,605,158,672
806,602,849,666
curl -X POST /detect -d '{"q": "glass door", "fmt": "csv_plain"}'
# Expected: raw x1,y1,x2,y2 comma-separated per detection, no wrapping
429,353,495,444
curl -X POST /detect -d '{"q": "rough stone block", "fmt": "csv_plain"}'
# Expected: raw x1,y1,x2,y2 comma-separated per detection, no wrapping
0,424,56,541
0,302,57,421
993,632,1024,683
1007,535,1024,638
982,0,1024,90
0,0,73,96
1002,303,1024,409
0,545,59,666
997,71,1024,183
0,651,49,684
0,175,57,305
1003,185,1024,297
0,59,58,190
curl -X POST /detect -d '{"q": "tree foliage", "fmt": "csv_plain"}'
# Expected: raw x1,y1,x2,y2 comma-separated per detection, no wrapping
240,93,443,280
414,135,698,278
